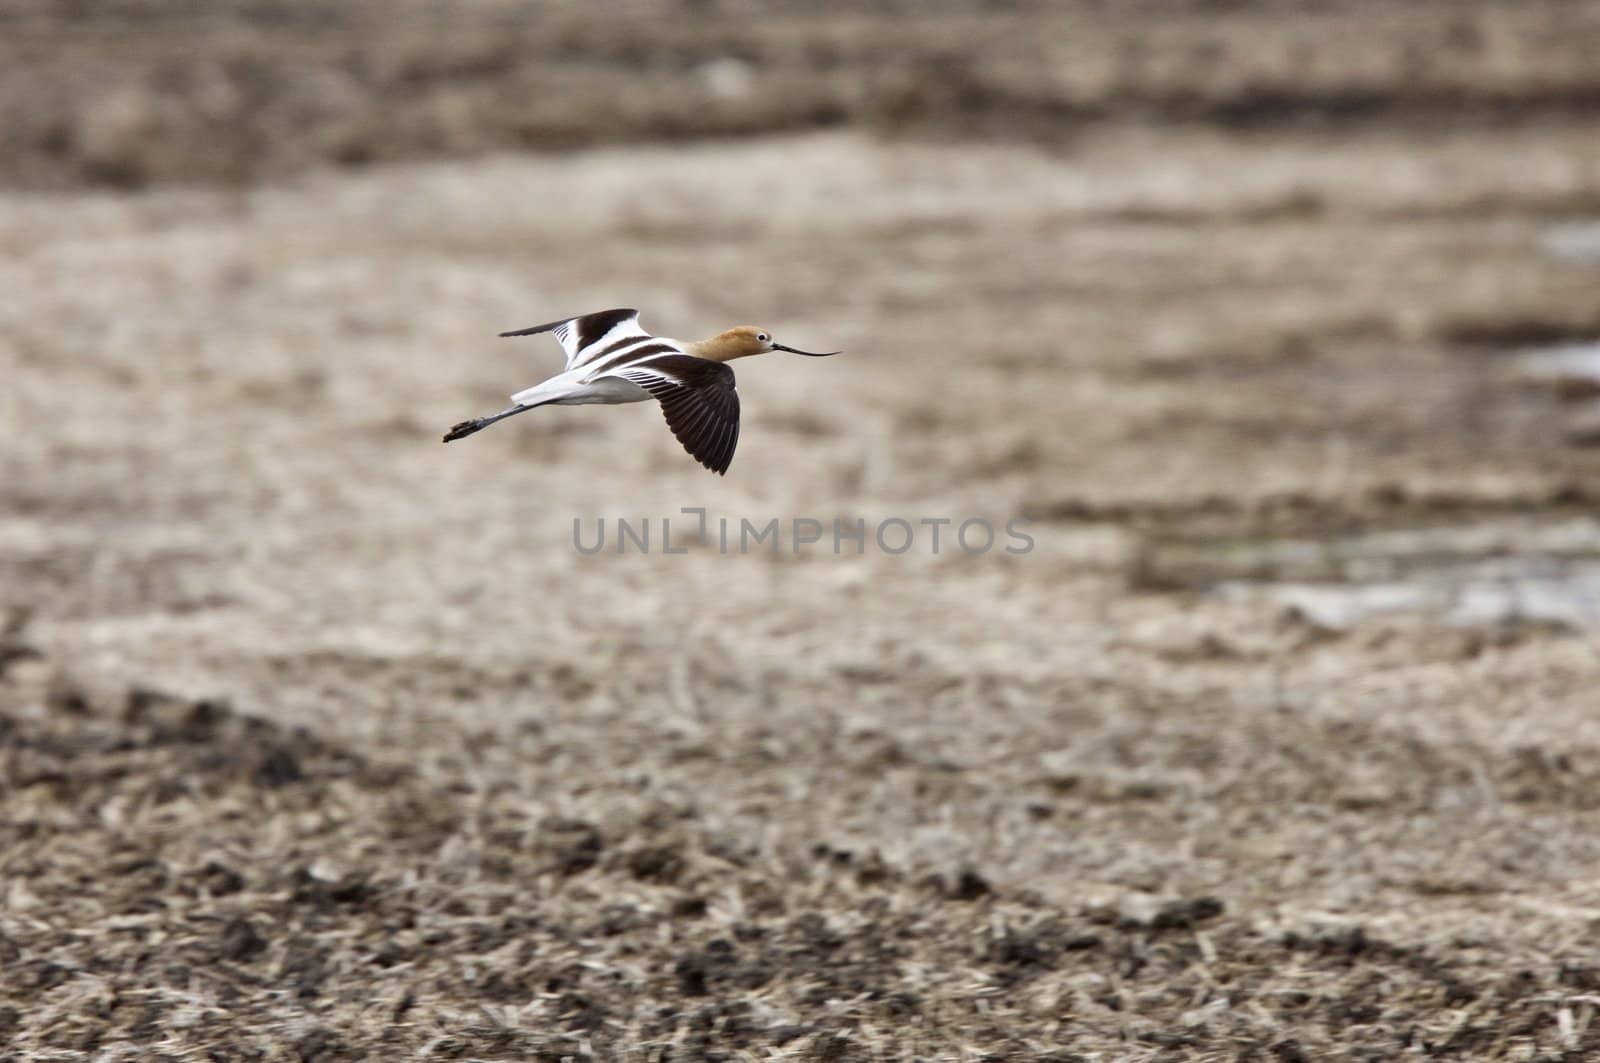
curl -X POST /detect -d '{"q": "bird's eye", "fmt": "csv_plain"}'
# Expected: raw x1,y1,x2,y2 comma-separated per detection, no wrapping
758,333,769,342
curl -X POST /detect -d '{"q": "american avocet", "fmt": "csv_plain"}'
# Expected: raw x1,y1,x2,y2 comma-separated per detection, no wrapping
442,308,839,475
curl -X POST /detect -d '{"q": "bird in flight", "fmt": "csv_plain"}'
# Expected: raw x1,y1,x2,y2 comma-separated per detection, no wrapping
442,308,839,475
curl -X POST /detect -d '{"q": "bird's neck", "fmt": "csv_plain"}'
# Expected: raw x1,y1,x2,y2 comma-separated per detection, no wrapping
685,335,751,362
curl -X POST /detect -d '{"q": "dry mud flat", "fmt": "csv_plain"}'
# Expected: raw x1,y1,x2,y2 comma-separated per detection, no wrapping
7,6,1600,1060
4,0,1600,188
6,125,1600,1059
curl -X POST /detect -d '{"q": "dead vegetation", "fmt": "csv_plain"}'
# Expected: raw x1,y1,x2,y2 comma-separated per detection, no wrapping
3,0,1600,188
6,1,1600,1059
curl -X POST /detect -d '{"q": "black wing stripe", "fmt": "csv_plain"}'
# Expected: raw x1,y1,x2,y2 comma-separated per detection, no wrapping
575,308,639,353
589,341,681,377
594,334,645,358
630,352,689,374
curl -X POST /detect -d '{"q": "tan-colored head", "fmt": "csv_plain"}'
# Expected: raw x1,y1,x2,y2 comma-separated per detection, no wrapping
691,326,840,363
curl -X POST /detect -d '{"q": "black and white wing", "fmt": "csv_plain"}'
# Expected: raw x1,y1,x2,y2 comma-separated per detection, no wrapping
500,308,653,371
618,355,741,475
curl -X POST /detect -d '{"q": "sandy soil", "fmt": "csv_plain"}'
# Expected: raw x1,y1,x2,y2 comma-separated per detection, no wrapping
6,3,1600,1060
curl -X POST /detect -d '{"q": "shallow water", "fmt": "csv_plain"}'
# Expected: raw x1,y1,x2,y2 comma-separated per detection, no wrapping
1541,220,1600,265
1152,518,1600,629
1218,556,1600,629
1518,340,1600,382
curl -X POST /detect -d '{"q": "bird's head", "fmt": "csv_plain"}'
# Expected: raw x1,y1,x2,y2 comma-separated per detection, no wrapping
699,326,840,362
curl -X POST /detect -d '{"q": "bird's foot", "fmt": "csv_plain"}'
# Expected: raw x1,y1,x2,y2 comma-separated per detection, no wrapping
442,419,481,443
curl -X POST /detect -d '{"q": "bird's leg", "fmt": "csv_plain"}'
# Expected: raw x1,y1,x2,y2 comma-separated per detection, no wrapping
442,403,544,443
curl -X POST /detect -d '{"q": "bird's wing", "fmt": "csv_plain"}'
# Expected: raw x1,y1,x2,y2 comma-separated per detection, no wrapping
617,355,741,475
500,308,651,371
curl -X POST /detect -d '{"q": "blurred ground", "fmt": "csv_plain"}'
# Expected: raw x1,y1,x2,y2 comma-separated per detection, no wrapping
6,1,1600,1060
